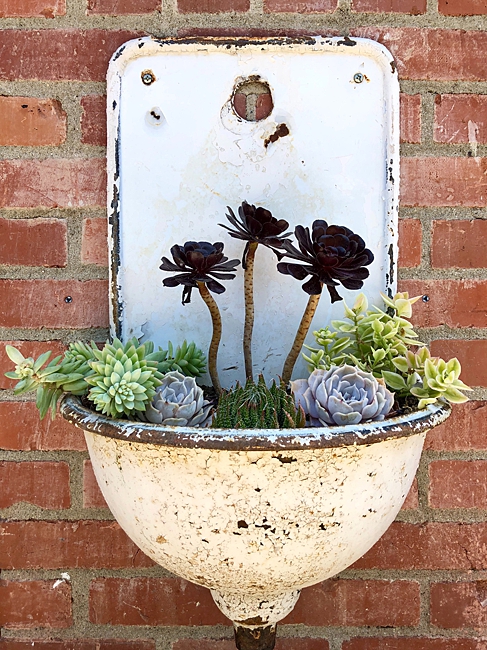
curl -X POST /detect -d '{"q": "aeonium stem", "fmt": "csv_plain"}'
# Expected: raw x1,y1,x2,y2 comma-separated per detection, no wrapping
243,241,258,381
197,282,222,395
282,292,321,386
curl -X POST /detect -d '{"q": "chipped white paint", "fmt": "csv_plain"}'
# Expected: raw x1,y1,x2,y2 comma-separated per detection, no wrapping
84,417,430,626
107,36,400,387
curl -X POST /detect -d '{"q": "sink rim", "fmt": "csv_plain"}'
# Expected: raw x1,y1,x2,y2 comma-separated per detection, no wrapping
61,394,451,451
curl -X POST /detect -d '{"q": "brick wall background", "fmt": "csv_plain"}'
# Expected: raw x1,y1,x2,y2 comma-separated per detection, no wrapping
1,0,487,648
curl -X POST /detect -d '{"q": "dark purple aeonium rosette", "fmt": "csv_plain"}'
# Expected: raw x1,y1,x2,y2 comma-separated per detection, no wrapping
220,201,292,268
279,220,374,385
277,220,374,303
160,241,240,305
160,241,240,394
219,201,292,380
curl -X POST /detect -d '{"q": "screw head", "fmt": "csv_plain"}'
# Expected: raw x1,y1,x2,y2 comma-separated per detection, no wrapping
353,72,364,84
64,296,73,304
422,295,430,303
141,70,155,86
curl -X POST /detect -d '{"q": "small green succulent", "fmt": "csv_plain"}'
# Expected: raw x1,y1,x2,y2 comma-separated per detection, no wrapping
5,343,97,419
409,357,471,408
156,340,207,377
212,375,305,429
86,338,164,418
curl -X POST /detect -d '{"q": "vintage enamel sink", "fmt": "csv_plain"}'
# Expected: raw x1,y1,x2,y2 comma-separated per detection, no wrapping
61,36,452,650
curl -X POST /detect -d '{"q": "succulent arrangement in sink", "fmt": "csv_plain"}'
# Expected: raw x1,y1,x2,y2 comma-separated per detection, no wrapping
6,202,471,428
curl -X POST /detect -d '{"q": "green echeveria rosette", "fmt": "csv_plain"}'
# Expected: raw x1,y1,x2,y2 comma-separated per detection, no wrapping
85,340,163,418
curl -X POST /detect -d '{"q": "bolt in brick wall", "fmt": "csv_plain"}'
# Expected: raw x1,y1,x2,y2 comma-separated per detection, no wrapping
1,1,486,648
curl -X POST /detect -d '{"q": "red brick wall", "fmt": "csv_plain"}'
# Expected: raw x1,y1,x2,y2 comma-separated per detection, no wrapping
1,0,486,647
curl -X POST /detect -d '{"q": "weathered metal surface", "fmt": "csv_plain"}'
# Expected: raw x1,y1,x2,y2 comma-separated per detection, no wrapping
107,36,400,387
62,395,450,451
234,624,277,650
70,401,450,629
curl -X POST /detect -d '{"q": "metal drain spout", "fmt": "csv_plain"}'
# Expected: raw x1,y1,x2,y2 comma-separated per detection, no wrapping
234,624,277,650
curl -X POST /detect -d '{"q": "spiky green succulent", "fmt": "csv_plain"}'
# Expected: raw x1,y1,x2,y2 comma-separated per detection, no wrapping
212,375,305,429
85,338,165,418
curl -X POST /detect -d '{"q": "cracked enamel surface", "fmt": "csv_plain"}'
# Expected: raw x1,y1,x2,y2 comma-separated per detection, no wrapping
85,423,429,624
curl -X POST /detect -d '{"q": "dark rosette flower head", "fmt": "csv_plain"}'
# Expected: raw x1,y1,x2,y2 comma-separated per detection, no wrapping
277,220,374,303
220,201,292,268
160,241,240,305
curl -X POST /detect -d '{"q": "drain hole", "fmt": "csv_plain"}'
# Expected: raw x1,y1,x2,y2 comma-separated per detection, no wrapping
232,78,273,122
146,107,165,127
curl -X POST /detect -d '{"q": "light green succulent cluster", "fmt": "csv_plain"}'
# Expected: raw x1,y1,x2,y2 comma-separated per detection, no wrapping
85,338,165,418
383,348,471,408
305,292,422,378
5,337,207,420
305,292,471,409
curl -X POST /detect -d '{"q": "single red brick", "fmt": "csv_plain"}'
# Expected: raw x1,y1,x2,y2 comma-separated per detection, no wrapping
172,640,328,650
0,520,153,569
435,95,487,144
0,340,66,389
0,579,72,629
0,279,108,328
353,522,487,570
351,0,425,13
398,279,487,328
432,219,487,268
256,93,273,120
0,159,105,208
352,28,487,81
400,94,421,143
177,0,249,12
429,460,487,509
425,401,487,451
283,579,420,626
83,460,108,508
439,0,487,15
81,95,106,146
402,478,418,510
264,0,337,12
233,92,246,119
0,642,155,650
431,582,487,629
401,158,487,207
0,98,66,145
0,401,85,451
87,0,159,14
81,217,108,266
0,0,65,16
0,30,141,81
0,461,70,509
429,340,487,388
343,638,487,650
0,638,155,650
398,219,421,267
0,218,67,267
90,577,228,625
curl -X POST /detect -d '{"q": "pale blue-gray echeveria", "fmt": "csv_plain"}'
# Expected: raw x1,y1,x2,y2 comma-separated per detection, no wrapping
291,365,394,426
145,371,213,427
